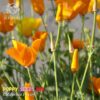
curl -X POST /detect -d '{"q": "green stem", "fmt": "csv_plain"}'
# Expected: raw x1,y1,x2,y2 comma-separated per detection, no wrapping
3,70,23,100
41,16,48,32
50,32,58,100
76,76,84,100
53,51,58,100
81,0,97,90
70,74,75,100
27,68,33,86
91,0,97,45
0,61,23,100
81,54,91,89
90,59,95,100
55,23,62,48
53,23,62,100
50,23,62,100
50,23,62,63
3,70,13,87
27,68,37,100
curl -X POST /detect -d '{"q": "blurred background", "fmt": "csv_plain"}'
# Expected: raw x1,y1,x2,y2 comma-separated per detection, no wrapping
0,0,99,38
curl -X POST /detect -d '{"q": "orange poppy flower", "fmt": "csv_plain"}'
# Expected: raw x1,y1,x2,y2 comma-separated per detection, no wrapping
0,12,16,33
71,49,79,73
25,83,34,100
6,39,41,67
96,15,100,29
17,17,42,37
91,77,100,95
72,39,84,49
79,0,91,15
32,31,48,51
56,1,86,21
30,0,45,15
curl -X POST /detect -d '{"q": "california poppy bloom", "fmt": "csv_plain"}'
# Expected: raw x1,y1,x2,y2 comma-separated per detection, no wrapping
25,83,34,100
0,12,16,33
30,0,45,15
90,77,100,95
6,39,41,67
56,1,86,21
79,0,91,15
17,17,42,37
72,39,84,49
71,49,79,73
32,31,48,51
96,15,100,29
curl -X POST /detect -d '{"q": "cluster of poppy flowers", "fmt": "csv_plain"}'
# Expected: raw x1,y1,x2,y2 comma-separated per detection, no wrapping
0,0,48,100
55,0,100,95
0,0,100,100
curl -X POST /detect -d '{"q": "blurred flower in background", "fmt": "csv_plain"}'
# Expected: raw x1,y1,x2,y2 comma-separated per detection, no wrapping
17,17,42,37
0,12,16,33
91,77,100,95
32,31,48,51
96,15,100,29
30,0,45,15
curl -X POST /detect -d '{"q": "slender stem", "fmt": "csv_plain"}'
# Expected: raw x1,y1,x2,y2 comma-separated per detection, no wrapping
50,23,62,62
54,23,62,100
41,16,48,32
3,70,13,87
81,0,97,90
89,6,96,95
81,54,91,89
27,68,37,100
55,23,62,48
70,74,75,100
90,59,95,100
53,51,58,100
76,76,84,100
3,70,23,100
50,32,58,100
27,68,33,86
50,23,62,100
91,0,97,45
0,61,23,100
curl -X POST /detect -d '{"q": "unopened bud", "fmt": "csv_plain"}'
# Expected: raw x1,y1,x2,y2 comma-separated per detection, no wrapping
50,33,55,52
67,34,74,53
